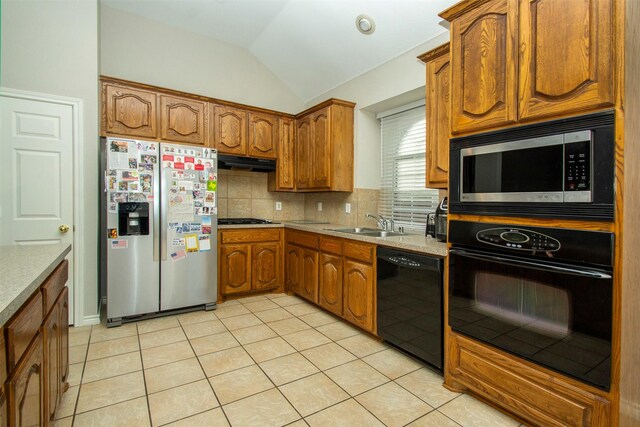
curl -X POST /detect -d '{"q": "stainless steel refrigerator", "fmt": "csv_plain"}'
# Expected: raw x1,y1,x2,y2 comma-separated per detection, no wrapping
101,137,217,326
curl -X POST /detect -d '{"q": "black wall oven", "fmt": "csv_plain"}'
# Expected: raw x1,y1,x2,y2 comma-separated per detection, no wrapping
448,220,613,390
449,111,615,220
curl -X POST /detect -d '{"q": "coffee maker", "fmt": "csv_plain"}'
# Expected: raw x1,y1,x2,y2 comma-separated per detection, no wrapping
426,197,448,242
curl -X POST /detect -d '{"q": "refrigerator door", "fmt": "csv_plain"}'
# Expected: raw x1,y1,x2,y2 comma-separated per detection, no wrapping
160,143,217,310
105,138,160,320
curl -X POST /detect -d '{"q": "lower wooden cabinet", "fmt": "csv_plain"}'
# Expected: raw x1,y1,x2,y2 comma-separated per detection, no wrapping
318,252,343,316
2,260,69,427
447,332,611,427
7,332,44,427
219,228,283,298
343,259,374,332
285,230,376,334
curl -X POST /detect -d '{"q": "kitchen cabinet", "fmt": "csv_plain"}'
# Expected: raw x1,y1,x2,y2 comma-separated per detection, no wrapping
248,112,278,159
442,0,615,135
218,228,283,298
284,230,375,334
272,117,296,190
7,333,44,427
447,332,611,427
2,258,68,426
294,99,355,192
419,43,450,188
102,81,158,139
213,105,248,156
160,95,209,146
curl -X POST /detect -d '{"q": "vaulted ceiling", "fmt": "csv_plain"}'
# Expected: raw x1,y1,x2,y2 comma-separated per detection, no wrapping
101,0,456,102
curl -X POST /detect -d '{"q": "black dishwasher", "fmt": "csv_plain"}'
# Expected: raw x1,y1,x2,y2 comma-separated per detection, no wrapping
376,247,444,370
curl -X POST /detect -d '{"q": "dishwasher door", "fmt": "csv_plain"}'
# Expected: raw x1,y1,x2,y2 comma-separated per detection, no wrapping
376,247,444,369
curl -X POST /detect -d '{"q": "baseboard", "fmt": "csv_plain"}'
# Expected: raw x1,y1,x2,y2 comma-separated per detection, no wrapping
82,314,101,326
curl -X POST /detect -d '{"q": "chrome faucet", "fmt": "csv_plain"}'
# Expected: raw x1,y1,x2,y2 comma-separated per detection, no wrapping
366,213,393,231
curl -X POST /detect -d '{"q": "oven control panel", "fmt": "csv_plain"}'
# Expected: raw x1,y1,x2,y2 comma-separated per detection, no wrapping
476,228,561,252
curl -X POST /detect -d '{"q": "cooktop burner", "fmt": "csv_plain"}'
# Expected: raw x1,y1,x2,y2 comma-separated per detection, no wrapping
218,218,275,225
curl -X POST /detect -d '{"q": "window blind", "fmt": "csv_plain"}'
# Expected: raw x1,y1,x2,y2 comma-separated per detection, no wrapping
379,105,440,233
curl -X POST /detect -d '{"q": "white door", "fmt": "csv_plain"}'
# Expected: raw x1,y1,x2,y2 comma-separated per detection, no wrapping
0,95,74,322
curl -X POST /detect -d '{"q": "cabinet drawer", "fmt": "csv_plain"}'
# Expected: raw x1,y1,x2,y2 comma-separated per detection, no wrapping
286,230,319,249
221,228,280,244
343,241,374,264
41,260,69,317
449,333,610,427
319,237,342,255
5,292,43,371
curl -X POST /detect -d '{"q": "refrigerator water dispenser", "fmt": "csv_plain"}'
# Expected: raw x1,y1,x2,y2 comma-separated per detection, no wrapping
118,202,149,235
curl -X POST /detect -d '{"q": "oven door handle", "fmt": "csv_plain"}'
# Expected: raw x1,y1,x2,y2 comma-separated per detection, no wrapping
449,248,612,279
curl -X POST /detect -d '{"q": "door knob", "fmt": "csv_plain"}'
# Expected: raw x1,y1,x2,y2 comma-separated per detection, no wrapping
58,224,70,233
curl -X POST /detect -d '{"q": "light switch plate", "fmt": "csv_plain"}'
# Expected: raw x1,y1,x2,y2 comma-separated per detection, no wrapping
317,202,323,211
275,201,282,211
345,203,351,214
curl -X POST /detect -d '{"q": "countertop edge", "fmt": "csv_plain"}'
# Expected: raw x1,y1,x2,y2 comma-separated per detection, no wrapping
0,244,71,326
217,222,447,257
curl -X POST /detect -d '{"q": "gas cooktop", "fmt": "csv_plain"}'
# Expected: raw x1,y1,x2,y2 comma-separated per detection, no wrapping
217,218,276,225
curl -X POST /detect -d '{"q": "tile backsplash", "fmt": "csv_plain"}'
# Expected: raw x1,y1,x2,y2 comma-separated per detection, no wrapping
218,170,380,227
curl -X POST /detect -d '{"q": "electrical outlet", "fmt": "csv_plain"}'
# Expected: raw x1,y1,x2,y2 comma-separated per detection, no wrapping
317,202,323,211
275,201,282,211
345,203,351,214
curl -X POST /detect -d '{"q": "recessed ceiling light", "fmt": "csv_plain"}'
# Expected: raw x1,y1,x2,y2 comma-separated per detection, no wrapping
356,14,375,35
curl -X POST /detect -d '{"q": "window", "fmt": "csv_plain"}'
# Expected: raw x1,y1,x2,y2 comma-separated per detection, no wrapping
379,102,440,233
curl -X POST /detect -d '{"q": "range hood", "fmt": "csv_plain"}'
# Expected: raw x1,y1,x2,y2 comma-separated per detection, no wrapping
217,154,276,172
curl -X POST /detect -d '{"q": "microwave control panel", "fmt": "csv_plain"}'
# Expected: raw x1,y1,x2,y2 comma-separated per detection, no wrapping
564,132,591,192
476,228,561,252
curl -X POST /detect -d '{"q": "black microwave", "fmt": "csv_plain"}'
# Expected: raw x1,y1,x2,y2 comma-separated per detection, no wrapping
449,111,615,221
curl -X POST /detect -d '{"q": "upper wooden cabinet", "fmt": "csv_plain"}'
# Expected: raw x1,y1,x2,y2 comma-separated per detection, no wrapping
441,0,615,135
248,112,278,159
160,95,209,146
102,82,158,138
419,44,451,189
213,105,248,155
517,0,614,121
295,100,355,192
274,117,296,190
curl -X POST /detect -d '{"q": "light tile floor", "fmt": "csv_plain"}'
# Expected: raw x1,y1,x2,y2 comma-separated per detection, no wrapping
57,293,524,427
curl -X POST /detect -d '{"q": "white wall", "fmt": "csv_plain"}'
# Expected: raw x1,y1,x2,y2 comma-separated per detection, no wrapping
100,6,304,114
1,0,100,324
307,32,450,189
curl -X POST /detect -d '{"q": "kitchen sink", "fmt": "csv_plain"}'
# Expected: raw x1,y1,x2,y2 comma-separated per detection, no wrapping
329,227,379,234
329,228,405,237
361,230,405,237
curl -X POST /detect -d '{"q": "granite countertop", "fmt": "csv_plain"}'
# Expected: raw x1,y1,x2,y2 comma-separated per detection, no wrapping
0,243,71,326
218,222,447,257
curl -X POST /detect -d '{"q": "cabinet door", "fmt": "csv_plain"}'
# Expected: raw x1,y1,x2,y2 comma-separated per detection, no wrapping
220,244,252,294
449,0,518,134
311,108,331,189
285,244,302,295
425,47,451,188
343,259,374,333
8,332,44,427
213,105,247,155
103,83,157,138
1,330,6,427
160,95,209,146
295,117,311,189
518,0,614,120
276,117,296,190
301,248,319,303
43,303,60,423
59,288,69,393
252,243,280,290
318,253,343,316
248,112,277,159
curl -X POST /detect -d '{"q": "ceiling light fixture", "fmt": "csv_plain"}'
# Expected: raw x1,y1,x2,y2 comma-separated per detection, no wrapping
356,14,375,35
